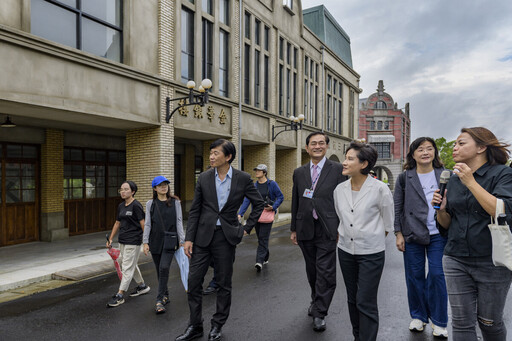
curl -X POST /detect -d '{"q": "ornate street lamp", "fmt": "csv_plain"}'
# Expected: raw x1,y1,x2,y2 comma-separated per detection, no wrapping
165,79,213,123
271,114,305,141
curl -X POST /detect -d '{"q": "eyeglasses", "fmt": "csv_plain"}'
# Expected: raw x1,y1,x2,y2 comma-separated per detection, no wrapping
118,188,131,193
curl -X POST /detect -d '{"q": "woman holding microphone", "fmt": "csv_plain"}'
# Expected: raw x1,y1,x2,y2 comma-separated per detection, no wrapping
433,127,512,341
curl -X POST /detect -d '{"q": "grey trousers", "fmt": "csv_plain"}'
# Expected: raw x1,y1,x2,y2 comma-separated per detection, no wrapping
443,255,512,341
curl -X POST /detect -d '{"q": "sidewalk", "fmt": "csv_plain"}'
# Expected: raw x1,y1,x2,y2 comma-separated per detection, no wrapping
0,214,291,300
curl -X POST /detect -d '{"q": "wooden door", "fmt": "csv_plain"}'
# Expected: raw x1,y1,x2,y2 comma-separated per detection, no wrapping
0,144,39,246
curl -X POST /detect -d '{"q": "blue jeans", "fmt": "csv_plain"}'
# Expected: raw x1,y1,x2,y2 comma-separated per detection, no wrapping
403,233,448,327
443,255,512,341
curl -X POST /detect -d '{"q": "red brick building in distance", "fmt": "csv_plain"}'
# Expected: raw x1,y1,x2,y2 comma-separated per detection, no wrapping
359,80,411,189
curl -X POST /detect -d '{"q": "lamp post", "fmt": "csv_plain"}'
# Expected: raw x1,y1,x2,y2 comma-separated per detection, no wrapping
271,114,305,141
165,79,213,123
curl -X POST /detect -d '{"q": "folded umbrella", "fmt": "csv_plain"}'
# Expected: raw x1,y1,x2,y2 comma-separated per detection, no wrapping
106,233,122,281
174,246,189,291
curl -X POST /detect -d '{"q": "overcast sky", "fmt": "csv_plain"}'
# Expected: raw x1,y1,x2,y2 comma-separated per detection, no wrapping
301,0,512,144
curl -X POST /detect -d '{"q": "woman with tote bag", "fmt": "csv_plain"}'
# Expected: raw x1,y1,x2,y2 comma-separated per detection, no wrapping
432,127,512,341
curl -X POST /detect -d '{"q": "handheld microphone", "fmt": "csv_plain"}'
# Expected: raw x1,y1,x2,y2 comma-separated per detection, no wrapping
434,170,451,210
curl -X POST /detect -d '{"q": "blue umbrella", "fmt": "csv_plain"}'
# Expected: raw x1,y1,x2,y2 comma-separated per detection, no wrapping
174,246,189,291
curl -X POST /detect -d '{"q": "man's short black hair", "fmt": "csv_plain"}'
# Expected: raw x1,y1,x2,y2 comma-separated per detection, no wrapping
345,142,378,175
210,139,236,164
306,131,330,146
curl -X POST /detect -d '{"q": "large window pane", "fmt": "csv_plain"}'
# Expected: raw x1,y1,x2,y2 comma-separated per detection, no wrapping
255,20,260,45
82,0,121,26
57,0,77,8
202,0,212,15
219,29,229,97
181,8,195,83
6,145,22,158
202,19,213,81
264,26,269,51
244,12,251,39
83,17,121,62
244,44,250,104
31,0,77,48
264,56,269,110
254,51,260,107
219,0,229,25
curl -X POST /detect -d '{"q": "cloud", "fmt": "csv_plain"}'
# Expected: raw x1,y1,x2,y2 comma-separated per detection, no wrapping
301,0,512,143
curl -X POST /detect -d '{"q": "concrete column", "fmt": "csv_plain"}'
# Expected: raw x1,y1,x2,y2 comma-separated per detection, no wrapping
40,129,67,241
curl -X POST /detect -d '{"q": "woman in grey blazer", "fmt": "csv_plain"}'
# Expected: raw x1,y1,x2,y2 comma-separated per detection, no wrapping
393,137,448,338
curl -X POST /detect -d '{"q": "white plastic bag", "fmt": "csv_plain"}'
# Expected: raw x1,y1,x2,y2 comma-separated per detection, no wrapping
174,246,189,291
488,199,512,270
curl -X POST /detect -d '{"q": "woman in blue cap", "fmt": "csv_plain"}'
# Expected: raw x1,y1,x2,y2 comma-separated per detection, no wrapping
143,176,185,314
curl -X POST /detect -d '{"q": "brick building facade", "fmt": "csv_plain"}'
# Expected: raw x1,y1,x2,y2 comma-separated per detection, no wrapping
0,0,360,246
358,80,411,189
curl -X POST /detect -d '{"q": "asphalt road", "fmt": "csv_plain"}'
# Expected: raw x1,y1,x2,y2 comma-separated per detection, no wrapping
1,224,511,341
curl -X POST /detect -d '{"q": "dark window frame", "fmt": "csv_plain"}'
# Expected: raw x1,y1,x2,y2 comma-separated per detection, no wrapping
31,0,123,62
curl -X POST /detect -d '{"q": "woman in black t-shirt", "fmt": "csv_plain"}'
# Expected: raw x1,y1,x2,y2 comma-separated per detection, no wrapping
143,176,185,314
106,180,150,308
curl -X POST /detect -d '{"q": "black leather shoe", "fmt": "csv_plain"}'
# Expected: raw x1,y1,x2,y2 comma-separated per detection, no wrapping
175,325,204,341
203,286,219,295
313,317,326,332
208,325,222,341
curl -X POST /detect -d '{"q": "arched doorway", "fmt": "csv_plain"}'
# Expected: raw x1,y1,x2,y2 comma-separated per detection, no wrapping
372,166,394,189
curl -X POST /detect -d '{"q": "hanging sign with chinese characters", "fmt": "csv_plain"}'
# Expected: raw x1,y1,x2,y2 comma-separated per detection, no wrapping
174,101,232,136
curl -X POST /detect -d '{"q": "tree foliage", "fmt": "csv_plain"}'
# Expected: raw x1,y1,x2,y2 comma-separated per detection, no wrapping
435,137,455,170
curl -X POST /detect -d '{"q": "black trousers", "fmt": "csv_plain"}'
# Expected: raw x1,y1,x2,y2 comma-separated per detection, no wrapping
187,229,236,327
298,219,337,318
151,249,175,301
255,222,272,264
338,248,385,341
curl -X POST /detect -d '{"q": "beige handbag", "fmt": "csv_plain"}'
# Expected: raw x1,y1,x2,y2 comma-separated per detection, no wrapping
488,199,512,270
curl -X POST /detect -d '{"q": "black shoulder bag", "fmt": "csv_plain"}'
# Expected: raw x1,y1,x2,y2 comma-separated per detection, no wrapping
154,200,178,252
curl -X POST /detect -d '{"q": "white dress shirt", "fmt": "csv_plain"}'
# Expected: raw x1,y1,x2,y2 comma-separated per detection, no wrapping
333,175,394,255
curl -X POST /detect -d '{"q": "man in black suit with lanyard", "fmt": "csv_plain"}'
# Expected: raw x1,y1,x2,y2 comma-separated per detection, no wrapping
291,131,346,332
176,139,265,341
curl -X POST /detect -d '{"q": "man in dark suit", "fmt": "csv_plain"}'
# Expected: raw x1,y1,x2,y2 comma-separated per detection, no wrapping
291,131,346,332
176,139,265,341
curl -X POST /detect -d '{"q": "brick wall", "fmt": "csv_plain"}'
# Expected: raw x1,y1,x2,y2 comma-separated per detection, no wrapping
40,129,63,213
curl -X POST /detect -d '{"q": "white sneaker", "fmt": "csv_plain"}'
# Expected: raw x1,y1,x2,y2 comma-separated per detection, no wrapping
431,323,448,338
409,319,426,332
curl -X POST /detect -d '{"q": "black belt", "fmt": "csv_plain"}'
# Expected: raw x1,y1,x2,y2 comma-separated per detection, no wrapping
215,225,222,230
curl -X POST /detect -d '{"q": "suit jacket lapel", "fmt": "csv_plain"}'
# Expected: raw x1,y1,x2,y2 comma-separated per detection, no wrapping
353,176,373,207
208,169,220,211
314,160,332,191
222,169,239,212
302,164,313,189
341,180,353,208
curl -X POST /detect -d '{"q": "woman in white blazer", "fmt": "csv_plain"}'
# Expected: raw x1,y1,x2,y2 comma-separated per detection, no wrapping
333,142,394,341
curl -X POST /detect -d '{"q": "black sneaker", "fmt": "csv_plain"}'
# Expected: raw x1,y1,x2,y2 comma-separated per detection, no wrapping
129,284,150,297
107,293,125,307
255,263,262,272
